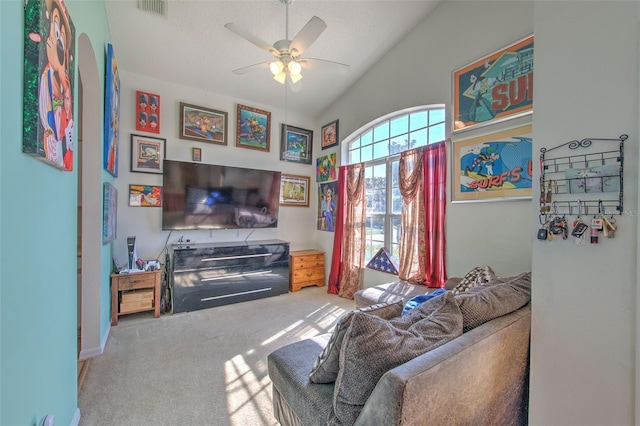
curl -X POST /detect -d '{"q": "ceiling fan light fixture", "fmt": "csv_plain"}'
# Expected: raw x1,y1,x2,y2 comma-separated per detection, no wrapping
288,60,302,76
270,61,284,76
289,72,303,84
273,71,287,84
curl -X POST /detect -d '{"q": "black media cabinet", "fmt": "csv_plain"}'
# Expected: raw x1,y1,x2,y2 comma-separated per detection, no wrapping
170,239,290,313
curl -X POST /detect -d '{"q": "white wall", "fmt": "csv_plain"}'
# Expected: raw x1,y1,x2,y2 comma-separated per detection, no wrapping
318,0,534,287
529,2,638,424
113,70,325,262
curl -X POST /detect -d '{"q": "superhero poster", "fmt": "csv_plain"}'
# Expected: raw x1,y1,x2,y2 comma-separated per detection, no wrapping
452,124,532,202
452,35,533,133
23,0,76,171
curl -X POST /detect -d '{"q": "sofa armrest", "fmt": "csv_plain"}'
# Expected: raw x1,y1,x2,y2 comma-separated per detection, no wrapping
355,304,531,426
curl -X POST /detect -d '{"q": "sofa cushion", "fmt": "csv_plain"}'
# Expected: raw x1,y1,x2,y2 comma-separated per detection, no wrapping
268,334,336,426
455,272,531,332
308,300,404,384
331,292,463,425
450,266,496,295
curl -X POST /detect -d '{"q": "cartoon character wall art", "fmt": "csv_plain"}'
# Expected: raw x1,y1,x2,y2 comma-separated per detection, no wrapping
179,102,228,145
453,35,533,132
135,90,160,134
236,104,271,152
453,124,533,202
103,44,120,176
316,153,337,182
23,0,76,170
318,181,338,232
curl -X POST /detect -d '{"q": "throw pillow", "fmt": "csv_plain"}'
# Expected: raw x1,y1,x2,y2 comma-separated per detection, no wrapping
308,300,403,384
450,265,496,295
455,271,531,332
331,292,463,425
401,288,447,315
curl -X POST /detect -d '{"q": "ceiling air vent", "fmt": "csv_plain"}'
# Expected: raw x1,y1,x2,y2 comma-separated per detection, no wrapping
137,0,167,17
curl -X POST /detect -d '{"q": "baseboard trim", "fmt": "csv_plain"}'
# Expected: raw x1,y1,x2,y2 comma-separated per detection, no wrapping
78,323,111,359
100,322,111,352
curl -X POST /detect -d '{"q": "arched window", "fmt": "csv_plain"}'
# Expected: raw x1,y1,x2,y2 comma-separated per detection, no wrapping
344,105,445,261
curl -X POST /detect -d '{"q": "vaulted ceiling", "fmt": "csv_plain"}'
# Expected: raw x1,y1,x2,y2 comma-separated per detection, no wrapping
105,0,442,118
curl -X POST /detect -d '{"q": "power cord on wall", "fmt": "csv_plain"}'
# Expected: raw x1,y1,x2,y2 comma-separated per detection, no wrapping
154,230,173,263
244,228,256,242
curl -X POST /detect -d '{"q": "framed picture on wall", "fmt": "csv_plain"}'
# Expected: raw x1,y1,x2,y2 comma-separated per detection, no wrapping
130,134,166,174
192,147,202,162
236,104,270,152
452,34,533,133
321,119,339,150
318,181,338,232
103,182,117,244
103,43,120,176
136,90,160,134
279,174,310,207
280,124,313,164
180,102,227,145
317,153,337,182
129,185,162,207
451,124,533,202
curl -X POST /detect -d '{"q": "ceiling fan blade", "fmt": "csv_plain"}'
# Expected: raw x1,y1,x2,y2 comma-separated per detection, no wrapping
231,61,271,75
299,58,349,75
225,23,279,56
289,16,326,56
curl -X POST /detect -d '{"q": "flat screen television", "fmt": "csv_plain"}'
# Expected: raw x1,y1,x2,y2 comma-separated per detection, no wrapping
162,159,281,230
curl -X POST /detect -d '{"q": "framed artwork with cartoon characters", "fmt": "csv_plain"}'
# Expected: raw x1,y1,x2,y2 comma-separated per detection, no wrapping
321,119,339,150
318,181,338,232
136,90,160,134
316,153,337,182
23,0,76,171
180,102,228,145
130,134,165,174
236,104,270,152
452,124,532,202
103,44,120,177
452,35,533,133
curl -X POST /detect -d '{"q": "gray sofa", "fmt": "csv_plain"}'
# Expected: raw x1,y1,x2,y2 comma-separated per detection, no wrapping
268,273,531,426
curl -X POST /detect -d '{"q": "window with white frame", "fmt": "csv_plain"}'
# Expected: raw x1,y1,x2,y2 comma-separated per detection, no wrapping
345,106,446,261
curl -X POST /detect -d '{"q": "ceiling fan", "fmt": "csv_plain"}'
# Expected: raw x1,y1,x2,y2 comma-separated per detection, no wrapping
224,0,349,90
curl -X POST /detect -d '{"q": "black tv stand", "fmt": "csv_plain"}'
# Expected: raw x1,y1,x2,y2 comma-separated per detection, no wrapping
169,239,290,313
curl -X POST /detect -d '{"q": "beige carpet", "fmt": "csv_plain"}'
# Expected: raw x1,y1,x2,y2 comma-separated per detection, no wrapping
78,286,355,426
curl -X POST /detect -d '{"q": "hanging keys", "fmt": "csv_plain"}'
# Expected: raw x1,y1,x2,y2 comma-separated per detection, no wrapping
572,201,587,245
547,202,567,240
537,214,549,241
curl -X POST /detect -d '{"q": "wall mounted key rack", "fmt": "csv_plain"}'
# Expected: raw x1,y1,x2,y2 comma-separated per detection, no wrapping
539,134,626,216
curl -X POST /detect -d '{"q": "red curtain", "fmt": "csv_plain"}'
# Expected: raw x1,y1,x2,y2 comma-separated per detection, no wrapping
327,165,348,294
423,140,447,287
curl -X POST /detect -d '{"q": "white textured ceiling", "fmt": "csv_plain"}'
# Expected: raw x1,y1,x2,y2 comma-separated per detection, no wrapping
105,0,442,118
